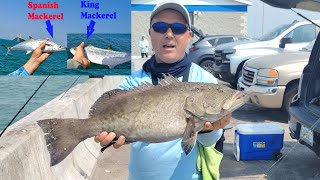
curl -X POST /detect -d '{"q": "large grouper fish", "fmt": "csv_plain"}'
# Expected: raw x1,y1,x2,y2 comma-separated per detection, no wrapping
37,75,249,166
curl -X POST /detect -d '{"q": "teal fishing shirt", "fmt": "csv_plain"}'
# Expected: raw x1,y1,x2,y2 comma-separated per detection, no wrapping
119,63,223,180
8,67,30,76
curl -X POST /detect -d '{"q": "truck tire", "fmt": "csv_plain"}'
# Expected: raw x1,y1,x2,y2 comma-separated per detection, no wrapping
231,63,244,89
200,59,215,74
282,83,299,112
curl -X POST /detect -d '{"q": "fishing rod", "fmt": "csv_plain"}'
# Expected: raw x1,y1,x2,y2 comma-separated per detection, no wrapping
0,76,50,137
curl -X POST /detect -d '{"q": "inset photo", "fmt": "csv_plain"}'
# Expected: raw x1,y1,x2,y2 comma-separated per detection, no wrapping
67,33,131,76
0,36,67,75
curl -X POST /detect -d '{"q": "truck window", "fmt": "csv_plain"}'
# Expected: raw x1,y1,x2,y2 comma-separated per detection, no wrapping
259,24,291,41
284,24,316,43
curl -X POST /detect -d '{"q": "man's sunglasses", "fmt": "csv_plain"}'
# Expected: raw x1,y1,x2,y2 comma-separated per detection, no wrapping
151,22,189,35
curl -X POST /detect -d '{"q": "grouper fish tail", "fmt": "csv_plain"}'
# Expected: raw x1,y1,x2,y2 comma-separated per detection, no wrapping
37,118,93,166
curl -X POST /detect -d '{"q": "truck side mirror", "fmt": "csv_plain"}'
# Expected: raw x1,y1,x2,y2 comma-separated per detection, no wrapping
279,37,292,48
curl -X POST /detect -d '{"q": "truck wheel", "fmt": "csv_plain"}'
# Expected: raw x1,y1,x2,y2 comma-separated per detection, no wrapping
200,59,215,74
231,66,243,89
282,83,298,112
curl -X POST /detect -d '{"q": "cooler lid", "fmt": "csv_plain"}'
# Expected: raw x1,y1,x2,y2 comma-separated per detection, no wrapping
236,123,284,135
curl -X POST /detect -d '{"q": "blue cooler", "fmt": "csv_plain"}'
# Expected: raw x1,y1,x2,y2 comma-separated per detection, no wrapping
233,123,284,161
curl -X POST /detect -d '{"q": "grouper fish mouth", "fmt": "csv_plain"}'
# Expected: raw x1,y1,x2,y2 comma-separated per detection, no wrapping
37,75,249,166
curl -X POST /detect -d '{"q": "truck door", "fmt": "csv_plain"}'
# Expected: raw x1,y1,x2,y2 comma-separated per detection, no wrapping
282,24,317,51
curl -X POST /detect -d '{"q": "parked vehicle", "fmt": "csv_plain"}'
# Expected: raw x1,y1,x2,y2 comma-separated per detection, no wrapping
189,26,251,74
262,0,320,158
237,41,314,112
213,20,320,88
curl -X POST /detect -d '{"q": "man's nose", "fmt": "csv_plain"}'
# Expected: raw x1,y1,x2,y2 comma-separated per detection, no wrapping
165,28,174,38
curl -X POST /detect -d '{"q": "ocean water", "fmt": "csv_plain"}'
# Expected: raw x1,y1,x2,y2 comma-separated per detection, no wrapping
0,33,131,76
0,76,88,131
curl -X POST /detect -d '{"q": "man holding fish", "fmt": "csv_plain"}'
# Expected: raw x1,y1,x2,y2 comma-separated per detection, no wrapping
35,1,248,179
93,1,232,179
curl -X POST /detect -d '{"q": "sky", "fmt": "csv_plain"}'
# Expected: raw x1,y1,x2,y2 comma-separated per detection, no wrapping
0,0,131,46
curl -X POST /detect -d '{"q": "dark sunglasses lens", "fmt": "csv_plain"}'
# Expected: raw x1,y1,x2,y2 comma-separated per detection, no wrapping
171,23,188,34
152,22,169,33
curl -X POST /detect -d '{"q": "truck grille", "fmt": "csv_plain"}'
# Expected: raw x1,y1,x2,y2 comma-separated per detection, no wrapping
242,67,257,84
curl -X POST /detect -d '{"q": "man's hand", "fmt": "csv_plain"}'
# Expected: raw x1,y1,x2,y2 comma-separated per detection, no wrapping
203,113,232,131
94,132,126,149
72,42,90,69
23,40,52,75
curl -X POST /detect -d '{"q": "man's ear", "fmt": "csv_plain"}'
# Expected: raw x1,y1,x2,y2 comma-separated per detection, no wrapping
148,28,151,36
186,30,192,43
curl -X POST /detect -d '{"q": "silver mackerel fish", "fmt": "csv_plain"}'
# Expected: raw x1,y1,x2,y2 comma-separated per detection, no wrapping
70,45,131,68
37,75,249,166
1,36,66,55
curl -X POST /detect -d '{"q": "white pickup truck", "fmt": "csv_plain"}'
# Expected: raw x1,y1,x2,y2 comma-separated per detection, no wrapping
237,41,313,112
212,20,320,87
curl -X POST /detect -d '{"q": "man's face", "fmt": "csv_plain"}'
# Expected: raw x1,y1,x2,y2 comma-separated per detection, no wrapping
149,9,192,64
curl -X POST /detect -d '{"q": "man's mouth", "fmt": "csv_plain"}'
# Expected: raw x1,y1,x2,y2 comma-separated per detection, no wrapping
163,44,175,49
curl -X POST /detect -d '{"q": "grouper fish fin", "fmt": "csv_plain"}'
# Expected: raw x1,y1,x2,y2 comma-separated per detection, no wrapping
37,118,92,166
132,81,156,92
89,89,127,117
181,115,204,155
159,74,180,86
131,74,179,92
133,74,180,92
